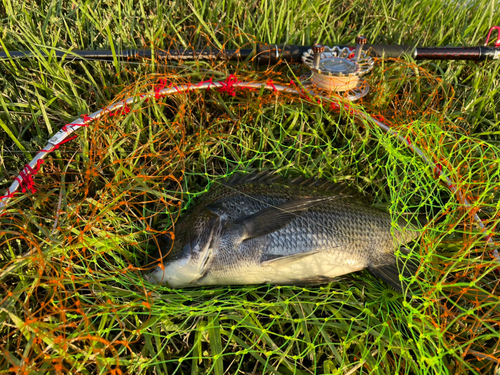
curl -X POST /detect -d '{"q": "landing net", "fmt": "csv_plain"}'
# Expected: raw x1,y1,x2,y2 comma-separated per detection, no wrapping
1,29,499,374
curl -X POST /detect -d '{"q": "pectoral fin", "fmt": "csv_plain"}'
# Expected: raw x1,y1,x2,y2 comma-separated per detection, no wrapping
261,250,321,267
234,196,338,240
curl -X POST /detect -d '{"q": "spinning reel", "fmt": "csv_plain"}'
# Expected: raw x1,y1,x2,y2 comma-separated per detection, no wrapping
300,36,374,101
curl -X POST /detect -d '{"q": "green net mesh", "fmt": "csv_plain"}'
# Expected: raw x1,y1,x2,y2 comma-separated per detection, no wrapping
1,29,499,375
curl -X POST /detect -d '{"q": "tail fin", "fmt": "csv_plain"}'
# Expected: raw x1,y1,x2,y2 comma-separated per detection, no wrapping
368,248,419,294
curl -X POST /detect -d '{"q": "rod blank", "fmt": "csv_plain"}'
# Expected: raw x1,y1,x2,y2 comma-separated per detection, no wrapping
1,44,498,64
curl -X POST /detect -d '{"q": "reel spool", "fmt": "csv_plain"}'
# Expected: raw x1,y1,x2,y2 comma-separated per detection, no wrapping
301,36,375,101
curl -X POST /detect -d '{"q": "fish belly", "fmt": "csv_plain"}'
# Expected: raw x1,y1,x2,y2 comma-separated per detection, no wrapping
197,253,367,286
264,254,367,285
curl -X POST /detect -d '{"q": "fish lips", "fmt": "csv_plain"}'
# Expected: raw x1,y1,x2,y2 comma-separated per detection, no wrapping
145,239,199,287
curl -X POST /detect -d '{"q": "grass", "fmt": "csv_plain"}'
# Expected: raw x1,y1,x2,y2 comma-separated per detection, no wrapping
1,0,500,374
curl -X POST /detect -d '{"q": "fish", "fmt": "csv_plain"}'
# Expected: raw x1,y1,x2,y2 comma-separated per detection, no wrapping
146,171,420,292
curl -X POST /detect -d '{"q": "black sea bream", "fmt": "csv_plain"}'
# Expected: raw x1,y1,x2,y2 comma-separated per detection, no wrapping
147,172,420,291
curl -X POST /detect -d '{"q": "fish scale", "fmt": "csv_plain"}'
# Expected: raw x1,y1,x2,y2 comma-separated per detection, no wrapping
147,172,420,292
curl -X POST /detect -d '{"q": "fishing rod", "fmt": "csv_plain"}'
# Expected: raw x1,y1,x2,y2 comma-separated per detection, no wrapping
3,29,498,101
1,26,499,64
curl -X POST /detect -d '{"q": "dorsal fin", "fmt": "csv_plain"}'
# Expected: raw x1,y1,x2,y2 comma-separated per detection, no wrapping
223,170,369,202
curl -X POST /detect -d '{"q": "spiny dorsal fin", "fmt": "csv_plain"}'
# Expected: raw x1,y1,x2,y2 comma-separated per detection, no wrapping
225,170,280,186
224,170,366,200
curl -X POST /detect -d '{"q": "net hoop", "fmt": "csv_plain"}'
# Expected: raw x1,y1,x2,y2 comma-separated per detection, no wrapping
0,78,496,259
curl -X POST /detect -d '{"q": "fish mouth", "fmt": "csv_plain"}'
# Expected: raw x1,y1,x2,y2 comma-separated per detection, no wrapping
144,267,168,285
146,220,219,287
